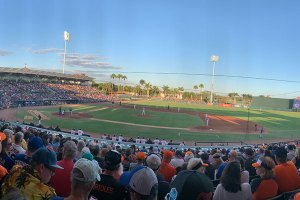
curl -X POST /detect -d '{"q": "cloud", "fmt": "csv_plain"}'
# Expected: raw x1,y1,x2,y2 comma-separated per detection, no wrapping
62,53,121,70
0,49,13,56
31,48,63,54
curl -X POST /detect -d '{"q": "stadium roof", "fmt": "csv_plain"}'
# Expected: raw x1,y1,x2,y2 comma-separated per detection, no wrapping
0,66,93,81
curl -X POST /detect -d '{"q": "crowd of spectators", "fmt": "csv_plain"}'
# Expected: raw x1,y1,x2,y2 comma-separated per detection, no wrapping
0,80,113,108
1,122,300,200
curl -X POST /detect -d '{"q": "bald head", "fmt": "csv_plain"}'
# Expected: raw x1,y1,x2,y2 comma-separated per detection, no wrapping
228,150,237,161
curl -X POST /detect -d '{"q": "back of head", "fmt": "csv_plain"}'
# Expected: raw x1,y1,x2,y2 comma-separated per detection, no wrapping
146,154,161,171
63,140,77,160
221,161,241,193
27,136,44,152
105,150,121,171
169,170,213,200
129,167,158,199
14,132,24,144
275,146,287,163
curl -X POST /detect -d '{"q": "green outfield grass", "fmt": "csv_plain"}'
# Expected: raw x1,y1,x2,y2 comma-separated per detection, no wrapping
15,101,300,143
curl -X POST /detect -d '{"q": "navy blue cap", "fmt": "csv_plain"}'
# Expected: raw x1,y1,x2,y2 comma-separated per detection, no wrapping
32,148,63,169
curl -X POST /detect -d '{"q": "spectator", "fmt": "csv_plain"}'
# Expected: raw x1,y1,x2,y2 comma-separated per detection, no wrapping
89,150,129,200
0,132,14,171
251,156,278,200
146,154,169,200
287,144,296,161
243,148,256,177
159,150,176,183
168,170,213,200
129,152,146,170
0,132,8,181
75,140,85,161
1,148,63,199
14,136,44,167
50,140,77,197
65,158,100,200
236,156,249,184
184,151,194,163
273,146,300,193
121,166,158,200
216,150,238,179
213,161,252,200
212,153,224,179
200,152,215,180
292,147,300,169
170,150,184,168
12,132,25,154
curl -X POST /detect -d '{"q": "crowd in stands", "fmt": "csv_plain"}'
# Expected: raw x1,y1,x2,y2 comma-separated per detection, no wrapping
1,122,300,200
0,80,113,108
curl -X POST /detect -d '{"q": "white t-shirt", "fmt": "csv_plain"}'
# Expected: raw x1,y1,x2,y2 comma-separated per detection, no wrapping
154,139,160,145
136,138,141,143
112,136,117,141
118,136,124,142
161,140,167,146
213,183,252,200
77,130,83,136
170,157,184,168
140,139,146,144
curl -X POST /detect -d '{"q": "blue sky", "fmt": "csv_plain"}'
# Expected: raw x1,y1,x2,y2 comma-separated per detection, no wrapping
1,0,300,98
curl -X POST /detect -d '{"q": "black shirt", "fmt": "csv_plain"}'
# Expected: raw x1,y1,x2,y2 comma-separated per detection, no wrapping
89,174,129,200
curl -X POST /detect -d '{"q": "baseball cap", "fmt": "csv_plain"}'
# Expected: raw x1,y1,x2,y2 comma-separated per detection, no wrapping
163,150,173,159
120,166,158,196
252,157,274,170
73,158,100,182
104,150,121,170
82,152,94,161
32,148,63,169
168,170,213,200
0,132,6,141
136,152,146,160
28,136,44,151
146,154,161,170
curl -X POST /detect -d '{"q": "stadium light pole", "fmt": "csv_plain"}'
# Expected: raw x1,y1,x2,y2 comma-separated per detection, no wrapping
63,31,70,74
210,55,219,104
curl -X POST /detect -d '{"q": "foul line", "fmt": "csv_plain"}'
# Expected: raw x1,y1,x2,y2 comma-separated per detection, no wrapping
89,118,190,131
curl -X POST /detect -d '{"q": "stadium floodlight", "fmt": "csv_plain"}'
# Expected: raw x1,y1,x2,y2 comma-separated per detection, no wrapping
62,31,71,74
210,55,219,104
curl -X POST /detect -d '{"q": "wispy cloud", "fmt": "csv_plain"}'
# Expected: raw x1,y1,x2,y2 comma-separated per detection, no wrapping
0,49,13,56
62,53,121,70
31,48,63,54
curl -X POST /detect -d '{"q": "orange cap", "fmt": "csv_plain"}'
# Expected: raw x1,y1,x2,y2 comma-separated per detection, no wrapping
136,152,146,160
0,132,6,142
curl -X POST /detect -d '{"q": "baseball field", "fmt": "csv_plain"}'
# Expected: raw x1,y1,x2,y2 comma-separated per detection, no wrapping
8,100,300,144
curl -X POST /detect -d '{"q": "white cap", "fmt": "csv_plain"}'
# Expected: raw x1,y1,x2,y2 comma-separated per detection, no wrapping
73,158,100,182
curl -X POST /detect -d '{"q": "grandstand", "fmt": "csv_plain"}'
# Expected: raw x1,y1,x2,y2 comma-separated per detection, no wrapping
0,66,113,108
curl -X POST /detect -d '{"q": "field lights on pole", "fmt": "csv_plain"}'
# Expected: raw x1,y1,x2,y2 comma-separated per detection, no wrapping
210,55,219,104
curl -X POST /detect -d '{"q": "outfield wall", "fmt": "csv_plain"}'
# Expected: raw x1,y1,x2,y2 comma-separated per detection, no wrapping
250,97,293,110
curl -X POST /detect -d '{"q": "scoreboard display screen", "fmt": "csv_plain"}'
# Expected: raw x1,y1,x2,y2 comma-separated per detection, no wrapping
293,99,300,109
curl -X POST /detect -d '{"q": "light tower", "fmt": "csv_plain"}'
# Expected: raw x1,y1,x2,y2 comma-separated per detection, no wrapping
63,31,70,74
210,55,219,104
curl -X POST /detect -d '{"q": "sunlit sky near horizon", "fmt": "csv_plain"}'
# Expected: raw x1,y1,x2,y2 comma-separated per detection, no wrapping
1,0,300,99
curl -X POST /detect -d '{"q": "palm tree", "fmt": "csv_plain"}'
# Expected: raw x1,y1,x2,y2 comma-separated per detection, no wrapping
117,74,123,93
110,74,117,95
162,85,170,98
122,75,127,92
193,85,198,100
152,85,160,96
199,83,204,103
178,87,184,99
139,79,145,95
173,88,179,98
145,82,151,97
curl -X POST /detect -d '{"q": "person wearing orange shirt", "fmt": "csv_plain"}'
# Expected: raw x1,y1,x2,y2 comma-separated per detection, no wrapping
273,146,300,193
251,156,278,200
158,150,176,183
